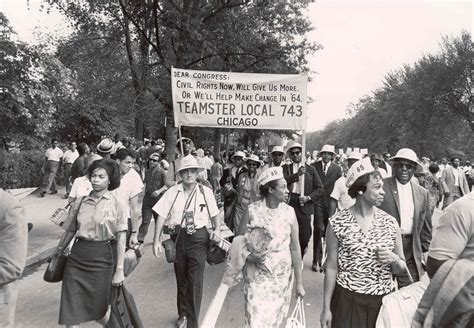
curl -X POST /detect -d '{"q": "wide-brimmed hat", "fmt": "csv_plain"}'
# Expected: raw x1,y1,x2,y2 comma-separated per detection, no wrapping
271,146,285,154
348,152,363,161
390,148,424,173
176,155,204,173
245,154,262,167
97,138,114,153
346,158,375,188
320,144,336,155
258,166,284,186
149,152,161,160
231,151,246,160
286,142,302,152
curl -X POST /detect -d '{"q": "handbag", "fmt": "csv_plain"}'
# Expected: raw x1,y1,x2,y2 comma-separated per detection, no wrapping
199,184,230,265
162,238,177,263
49,201,73,227
106,285,144,328
286,296,306,328
43,253,68,282
43,197,84,283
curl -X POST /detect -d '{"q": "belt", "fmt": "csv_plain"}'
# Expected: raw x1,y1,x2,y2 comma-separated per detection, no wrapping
402,234,413,240
76,238,116,244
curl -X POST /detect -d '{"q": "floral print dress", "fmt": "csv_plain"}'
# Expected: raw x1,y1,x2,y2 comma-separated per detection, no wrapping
243,200,296,328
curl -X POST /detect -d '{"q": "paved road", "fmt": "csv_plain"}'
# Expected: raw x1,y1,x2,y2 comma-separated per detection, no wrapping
15,233,324,327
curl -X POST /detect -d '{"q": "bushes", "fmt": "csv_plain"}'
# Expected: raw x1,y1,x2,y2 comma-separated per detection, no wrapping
0,151,45,189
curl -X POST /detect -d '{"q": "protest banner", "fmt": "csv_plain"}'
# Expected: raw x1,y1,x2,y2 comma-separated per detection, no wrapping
171,67,307,131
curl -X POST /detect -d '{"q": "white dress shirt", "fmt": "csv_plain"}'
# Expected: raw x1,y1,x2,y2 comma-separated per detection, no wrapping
45,147,63,161
453,168,459,187
292,163,301,194
396,180,414,235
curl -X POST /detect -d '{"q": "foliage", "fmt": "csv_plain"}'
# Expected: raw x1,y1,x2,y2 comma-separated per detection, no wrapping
0,13,77,140
307,32,474,160
0,150,44,188
45,0,319,159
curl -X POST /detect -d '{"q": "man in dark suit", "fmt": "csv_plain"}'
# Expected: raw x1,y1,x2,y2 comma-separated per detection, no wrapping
282,142,323,258
378,148,433,287
311,145,342,271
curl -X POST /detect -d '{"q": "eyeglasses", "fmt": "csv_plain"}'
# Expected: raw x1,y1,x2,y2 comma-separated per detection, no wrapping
149,159,160,162
290,151,301,156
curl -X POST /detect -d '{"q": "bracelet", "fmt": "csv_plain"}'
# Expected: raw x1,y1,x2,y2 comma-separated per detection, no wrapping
131,230,137,233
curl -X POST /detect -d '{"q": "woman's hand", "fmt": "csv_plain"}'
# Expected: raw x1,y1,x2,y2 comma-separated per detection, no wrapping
296,283,305,298
320,308,332,328
246,252,265,264
112,268,124,286
376,246,398,265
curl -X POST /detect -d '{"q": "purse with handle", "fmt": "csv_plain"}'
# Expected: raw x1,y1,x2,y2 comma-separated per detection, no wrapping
43,197,84,283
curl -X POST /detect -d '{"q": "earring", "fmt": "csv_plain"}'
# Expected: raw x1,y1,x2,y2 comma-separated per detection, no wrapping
358,190,363,195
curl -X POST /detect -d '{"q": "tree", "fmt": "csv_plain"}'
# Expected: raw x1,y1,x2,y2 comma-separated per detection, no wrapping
0,13,76,144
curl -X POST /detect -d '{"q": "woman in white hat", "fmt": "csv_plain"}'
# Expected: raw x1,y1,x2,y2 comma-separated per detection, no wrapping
232,154,262,233
320,158,408,328
240,166,305,327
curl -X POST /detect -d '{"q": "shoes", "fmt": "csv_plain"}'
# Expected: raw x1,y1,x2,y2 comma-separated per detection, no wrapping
50,190,58,194
39,191,46,197
311,262,318,272
27,223,34,232
176,316,187,328
63,193,69,199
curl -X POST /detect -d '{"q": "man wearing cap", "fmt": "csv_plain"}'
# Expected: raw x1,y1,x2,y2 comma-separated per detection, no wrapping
440,157,470,208
39,138,63,197
311,144,342,271
378,148,432,287
138,152,167,243
165,137,208,188
219,151,248,213
152,155,221,328
114,148,144,246
283,142,323,259
329,151,363,217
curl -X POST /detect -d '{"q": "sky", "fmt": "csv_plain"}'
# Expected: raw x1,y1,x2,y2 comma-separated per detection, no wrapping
1,0,473,132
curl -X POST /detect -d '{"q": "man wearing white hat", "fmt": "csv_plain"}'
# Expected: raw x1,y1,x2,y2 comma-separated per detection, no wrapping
378,148,432,287
165,137,208,188
152,155,221,328
311,144,342,271
282,142,323,259
261,145,285,171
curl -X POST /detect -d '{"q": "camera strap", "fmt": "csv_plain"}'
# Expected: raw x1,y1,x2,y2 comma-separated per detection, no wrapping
175,184,198,242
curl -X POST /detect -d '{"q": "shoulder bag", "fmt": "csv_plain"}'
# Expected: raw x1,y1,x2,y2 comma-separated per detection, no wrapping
43,197,84,283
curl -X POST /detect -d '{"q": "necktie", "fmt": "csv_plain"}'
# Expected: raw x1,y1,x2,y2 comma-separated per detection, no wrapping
323,163,327,175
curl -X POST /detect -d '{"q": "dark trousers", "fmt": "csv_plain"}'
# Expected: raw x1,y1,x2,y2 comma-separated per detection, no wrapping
171,227,209,328
398,234,419,288
313,203,329,264
42,160,59,193
289,193,312,258
138,193,159,243
63,163,73,193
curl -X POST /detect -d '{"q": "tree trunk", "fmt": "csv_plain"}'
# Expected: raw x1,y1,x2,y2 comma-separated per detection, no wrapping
213,128,221,159
165,109,177,161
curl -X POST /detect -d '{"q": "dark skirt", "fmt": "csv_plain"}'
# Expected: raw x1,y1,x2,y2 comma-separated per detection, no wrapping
59,239,116,325
330,283,385,328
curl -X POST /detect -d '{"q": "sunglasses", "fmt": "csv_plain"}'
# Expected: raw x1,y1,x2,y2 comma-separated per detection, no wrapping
394,162,415,170
247,163,258,167
149,159,160,162
290,151,301,156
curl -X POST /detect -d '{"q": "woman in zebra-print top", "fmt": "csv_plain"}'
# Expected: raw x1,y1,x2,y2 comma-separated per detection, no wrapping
320,158,409,328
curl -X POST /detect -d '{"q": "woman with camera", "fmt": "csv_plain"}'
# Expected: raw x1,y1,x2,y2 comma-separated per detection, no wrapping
152,155,221,328
320,158,408,328
239,166,305,327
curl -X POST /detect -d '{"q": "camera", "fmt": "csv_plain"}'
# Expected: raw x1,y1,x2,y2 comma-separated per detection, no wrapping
184,211,195,235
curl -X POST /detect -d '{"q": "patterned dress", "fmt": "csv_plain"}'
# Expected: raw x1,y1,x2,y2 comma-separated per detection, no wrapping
330,207,398,295
243,200,296,328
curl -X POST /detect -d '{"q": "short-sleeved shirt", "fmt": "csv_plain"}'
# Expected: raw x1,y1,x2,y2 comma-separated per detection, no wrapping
330,176,355,210
429,191,474,261
69,176,92,199
153,183,219,229
45,147,63,161
113,169,144,217
68,191,128,241
165,156,208,186
63,150,79,164
330,207,398,295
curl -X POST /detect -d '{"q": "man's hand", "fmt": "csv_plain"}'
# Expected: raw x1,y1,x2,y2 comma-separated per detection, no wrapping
210,229,221,243
152,240,163,258
299,196,310,206
151,190,162,198
297,166,306,176
129,232,139,246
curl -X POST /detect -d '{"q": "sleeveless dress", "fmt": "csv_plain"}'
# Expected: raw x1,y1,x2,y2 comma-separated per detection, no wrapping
243,200,296,328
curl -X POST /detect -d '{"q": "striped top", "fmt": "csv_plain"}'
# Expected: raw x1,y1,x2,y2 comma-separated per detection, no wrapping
330,207,398,295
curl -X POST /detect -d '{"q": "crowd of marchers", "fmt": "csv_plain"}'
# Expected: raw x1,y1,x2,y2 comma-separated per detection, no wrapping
1,135,473,328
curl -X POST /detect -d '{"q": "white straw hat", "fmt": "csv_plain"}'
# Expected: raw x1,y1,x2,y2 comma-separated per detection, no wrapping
320,144,336,155
390,148,424,173
176,155,204,172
